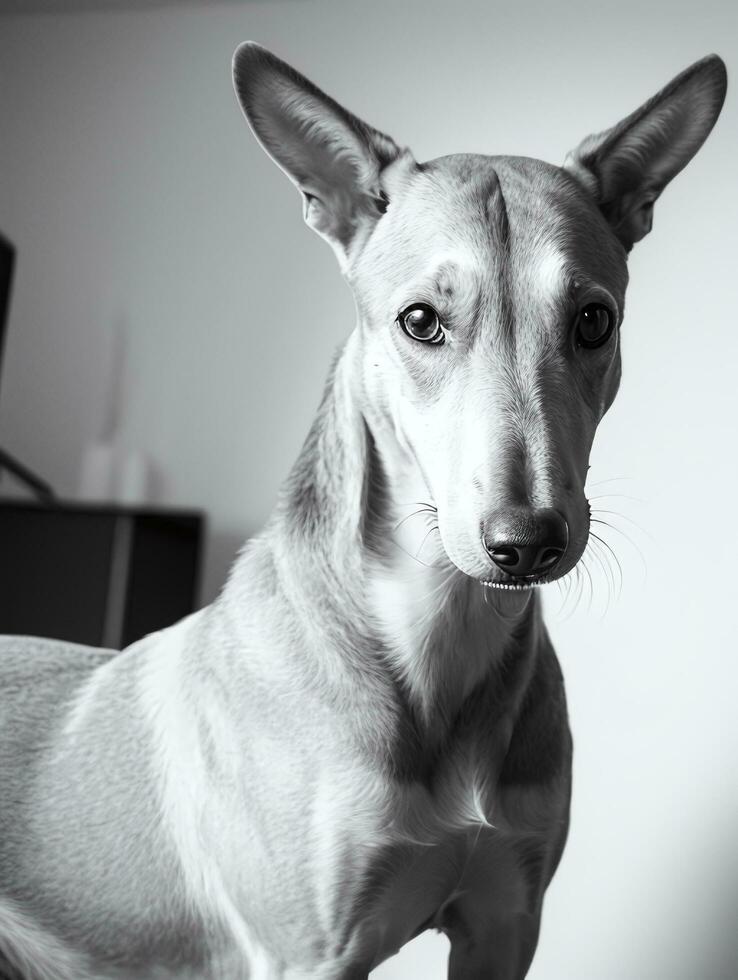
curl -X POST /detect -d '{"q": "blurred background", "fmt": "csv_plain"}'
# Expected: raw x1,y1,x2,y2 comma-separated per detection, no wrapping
0,0,736,976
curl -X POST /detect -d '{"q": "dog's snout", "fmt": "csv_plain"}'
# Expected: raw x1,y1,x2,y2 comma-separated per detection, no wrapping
482,508,568,578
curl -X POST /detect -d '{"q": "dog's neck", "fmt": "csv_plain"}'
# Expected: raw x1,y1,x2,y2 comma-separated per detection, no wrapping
253,332,539,736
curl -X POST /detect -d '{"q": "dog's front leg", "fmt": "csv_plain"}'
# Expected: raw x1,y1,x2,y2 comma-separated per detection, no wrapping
439,827,551,980
445,908,541,980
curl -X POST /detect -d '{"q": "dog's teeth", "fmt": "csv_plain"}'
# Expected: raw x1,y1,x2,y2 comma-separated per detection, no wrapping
481,579,545,591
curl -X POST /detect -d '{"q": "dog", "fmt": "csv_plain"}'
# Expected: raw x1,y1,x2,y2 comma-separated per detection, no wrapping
0,43,727,980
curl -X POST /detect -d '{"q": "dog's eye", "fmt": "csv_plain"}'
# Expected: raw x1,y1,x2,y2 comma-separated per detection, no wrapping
398,303,444,345
574,303,614,349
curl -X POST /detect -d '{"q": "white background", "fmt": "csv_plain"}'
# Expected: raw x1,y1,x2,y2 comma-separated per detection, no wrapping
0,1,737,977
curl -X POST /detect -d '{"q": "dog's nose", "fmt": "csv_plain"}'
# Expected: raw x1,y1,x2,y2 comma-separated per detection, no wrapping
482,508,568,578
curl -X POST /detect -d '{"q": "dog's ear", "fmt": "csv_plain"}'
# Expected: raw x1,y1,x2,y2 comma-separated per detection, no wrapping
564,55,727,251
233,42,411,268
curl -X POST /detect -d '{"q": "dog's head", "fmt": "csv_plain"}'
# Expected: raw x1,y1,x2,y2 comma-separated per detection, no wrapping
233,44,726,589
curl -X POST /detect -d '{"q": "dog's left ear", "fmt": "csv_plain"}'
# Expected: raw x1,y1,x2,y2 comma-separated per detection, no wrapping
564,55,727,251
232,42,411,268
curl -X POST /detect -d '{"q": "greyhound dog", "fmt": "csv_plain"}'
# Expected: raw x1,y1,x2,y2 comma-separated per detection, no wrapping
0,43,727,980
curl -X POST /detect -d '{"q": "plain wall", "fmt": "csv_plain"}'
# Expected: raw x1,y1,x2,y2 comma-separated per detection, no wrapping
1,1,737,977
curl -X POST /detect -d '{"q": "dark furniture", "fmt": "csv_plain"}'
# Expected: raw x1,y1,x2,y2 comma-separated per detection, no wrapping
0,232,55,501
0,500,204,649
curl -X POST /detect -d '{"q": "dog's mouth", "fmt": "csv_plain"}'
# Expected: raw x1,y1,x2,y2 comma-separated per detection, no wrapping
479,573,556,591
478,560,577,590
480,578,545,591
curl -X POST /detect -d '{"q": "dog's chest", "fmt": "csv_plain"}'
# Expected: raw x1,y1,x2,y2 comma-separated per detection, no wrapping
249,749,513,975
351,784,473,963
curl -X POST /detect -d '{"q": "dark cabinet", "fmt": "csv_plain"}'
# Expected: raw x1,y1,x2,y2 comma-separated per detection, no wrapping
0,501,204,649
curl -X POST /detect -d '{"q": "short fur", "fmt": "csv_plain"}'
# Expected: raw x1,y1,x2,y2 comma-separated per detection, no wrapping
0,45,726,980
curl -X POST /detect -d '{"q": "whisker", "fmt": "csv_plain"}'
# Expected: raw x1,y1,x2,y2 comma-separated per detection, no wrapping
554,574,570,617
399,500,437,511
393,506,437,533
589,530,623,599
558,565,582,622
587,493,646,505
393,541,440,569
415,523,440,560
588,534,613,597
587,477,635,487
391,510,445,569
579,552,595,613
590,508,655,542
590,518,648,581
554,574,568,616
587,535,614,615
574,564,585,617
591,547,608,615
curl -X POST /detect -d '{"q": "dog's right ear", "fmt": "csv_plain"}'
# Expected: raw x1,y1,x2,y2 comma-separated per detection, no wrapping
232,42,411,269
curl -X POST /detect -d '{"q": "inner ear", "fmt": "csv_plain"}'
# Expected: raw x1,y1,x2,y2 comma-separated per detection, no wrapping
608,192,656,245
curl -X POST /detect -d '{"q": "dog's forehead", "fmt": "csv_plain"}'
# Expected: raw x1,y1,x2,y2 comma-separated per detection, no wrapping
364,154,627,307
